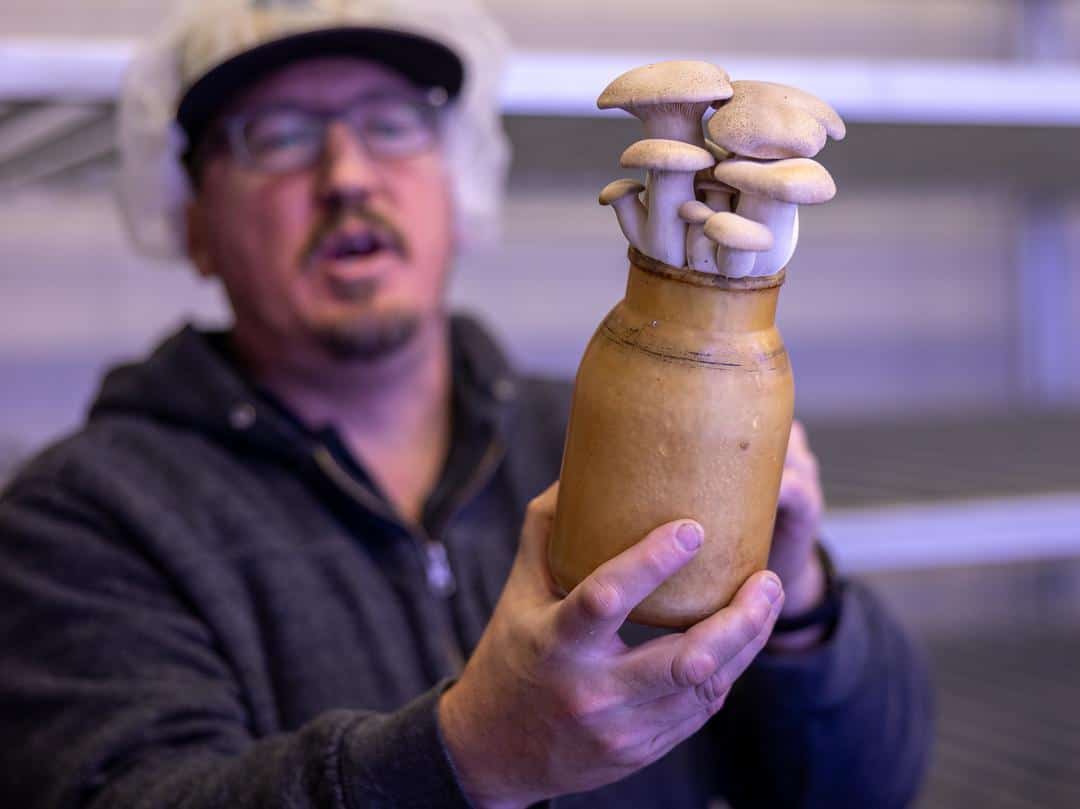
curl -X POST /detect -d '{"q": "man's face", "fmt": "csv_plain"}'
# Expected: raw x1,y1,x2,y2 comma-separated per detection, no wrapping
187,57,455,366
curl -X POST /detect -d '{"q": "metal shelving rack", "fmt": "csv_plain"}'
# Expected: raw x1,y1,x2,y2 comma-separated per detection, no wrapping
1,2,1078,404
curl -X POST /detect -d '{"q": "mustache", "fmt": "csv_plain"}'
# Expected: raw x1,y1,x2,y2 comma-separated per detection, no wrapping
301,203,408,266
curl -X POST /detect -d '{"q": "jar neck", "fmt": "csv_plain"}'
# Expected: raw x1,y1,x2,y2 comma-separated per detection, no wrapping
623,257,783,333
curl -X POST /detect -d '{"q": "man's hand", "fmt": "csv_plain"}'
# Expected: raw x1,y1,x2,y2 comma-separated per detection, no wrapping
766,420,828,650
438,484,784,809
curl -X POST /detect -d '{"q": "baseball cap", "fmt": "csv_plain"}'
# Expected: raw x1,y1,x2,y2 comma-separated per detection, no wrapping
176,1,466,155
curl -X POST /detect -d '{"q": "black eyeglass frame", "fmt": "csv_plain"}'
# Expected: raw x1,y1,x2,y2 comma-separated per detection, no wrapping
190,87,450,177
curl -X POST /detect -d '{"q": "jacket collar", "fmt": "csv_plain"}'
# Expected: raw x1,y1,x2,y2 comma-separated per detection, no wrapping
89,314,520,460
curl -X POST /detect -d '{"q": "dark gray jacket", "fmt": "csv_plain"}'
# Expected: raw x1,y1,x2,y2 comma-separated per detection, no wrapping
0,318,932,808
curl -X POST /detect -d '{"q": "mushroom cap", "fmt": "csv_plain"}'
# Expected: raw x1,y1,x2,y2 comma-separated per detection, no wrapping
712,158,837,205
707,80,846,159
620,138,715,172
695,176,736,195
703,212,774,251
598,60,733,111
599,178,646,205
679,200,715,224
702,138,733,162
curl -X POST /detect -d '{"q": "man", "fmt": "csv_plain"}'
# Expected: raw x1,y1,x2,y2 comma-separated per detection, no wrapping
0,1,933,807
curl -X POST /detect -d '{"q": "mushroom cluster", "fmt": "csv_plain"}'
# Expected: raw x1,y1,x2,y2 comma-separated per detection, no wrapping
598,65,845,278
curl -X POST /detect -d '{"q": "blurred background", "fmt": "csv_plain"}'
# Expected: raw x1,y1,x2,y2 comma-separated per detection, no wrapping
2,1,1079,806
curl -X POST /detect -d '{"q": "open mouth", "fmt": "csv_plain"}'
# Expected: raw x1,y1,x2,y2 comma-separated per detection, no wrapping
315,229,395,262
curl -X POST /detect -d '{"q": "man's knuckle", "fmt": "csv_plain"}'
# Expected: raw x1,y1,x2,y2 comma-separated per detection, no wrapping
579,577,623,622
697,669,733,705
739,606,770,644
674,646,716,687
597,729,641,767
708,692,729,715
562,681,611,724
642,547,672,577
525,492,554,522
640,733,670,766
526,626,557,663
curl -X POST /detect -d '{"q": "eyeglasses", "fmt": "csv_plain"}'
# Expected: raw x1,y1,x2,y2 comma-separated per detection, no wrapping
218,89,448,173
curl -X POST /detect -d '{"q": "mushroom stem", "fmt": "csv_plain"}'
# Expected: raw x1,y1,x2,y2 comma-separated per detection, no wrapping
716,247,757,278
621,139,715,267
611,195,648,252
597,61,732,150
702,187,735,213
702,211,774,280
686,223,715,271
712,156,834,276
734,193,797,276
599,179,648,252
679,200,717,272
647,170,696,266
783,209,800,271
642,105,710,148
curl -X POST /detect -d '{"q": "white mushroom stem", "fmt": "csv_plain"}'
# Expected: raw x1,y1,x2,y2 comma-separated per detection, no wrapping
703,212,774,279
687,226,713,271
733,194,797,276
712,157,834,276
702,187,735,213
678,200,716,272
598,62,732,149
717,246,756,278
611,196,648,252
695,172,736,214
694,171,735,216
646,169,697,266
640,103,711,148
620,139,715,266
599,179,647,252
781,209,800,272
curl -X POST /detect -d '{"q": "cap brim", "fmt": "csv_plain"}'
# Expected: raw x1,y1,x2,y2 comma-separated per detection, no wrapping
177,27,465,151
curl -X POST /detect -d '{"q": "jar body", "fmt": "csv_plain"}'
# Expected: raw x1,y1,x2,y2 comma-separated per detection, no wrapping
549,252,794,628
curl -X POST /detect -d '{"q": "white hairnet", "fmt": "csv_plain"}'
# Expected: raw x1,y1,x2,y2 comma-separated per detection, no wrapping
117,0,512,261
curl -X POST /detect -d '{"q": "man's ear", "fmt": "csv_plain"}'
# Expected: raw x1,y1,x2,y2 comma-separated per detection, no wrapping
185,198,215,279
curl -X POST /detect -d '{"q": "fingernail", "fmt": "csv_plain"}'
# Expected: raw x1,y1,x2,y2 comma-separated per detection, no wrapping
761,574,783,604
676,522,703,552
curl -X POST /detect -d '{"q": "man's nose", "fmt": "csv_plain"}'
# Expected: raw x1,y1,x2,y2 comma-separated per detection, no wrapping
316,120,383,208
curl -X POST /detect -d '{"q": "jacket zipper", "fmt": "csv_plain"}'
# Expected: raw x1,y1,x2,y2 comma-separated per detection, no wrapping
314,438,506,595
420,539,457,596
312,448,445,590
408,436,507,598
312,438,505,673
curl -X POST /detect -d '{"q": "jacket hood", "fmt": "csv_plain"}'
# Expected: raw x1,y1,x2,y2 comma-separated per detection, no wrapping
88,316,518,460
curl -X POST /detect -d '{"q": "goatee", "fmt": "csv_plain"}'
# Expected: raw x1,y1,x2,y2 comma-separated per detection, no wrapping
318,312,422,361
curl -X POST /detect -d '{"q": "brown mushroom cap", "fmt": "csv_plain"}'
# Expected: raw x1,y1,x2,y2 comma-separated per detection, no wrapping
695,177,736,196
707,80,846,159
620,138,715,172
598,60,733,111
702,138,733,162
599,178,646,205
678,200,714,225
712,158,837,205
703,212,774,251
